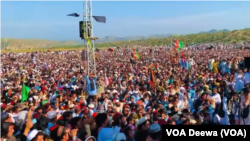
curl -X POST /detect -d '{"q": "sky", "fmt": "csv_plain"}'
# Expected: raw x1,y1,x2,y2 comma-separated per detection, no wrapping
1,1,250,41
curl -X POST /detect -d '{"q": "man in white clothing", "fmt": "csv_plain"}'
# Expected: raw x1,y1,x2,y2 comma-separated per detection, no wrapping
211,88,221,105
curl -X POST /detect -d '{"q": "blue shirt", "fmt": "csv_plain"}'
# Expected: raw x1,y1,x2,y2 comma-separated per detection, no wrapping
45,122,55,135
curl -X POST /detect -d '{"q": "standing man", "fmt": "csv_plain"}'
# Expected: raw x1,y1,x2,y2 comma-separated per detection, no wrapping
86,74,98,104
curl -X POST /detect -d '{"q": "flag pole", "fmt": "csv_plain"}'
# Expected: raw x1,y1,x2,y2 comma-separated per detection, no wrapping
171,38,172,48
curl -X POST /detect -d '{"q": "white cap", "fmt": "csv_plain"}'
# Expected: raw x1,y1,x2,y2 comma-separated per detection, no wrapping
47,111,57,119
27,129,39,141
88,103,95,109
85,136,96,141
69,104,75,108
137,117,147,126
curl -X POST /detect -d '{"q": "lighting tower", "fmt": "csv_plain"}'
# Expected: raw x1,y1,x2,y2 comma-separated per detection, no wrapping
84,0,98,75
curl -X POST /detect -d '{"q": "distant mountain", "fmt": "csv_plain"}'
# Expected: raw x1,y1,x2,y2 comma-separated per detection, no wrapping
98,29,232,43
96,28,250,48
199,29,230,34
96,34,172,43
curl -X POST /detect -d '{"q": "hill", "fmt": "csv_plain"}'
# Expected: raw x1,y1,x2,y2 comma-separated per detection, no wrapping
97,34,170,43
97,29,232,43
1,28,250,50
95,28,250,48
0,38,84,50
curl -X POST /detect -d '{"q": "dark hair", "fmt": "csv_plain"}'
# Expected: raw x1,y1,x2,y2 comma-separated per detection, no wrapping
243,87,250,95
112,115,123,127
35,116,48,131
182,109,189,114
11,106,18,113
62,111,72,120
95,113,108,127
93,113,108,139
123,126,132,137
70,117,81,129
135,130,149,141
126,115,134,123
170,106,176,112
50,126,68,141
153,112,160,121
204,112,210,118
167,119,176,125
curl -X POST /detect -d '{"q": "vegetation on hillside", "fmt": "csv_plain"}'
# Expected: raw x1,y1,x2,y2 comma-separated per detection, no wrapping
1,29,250,53
0,38,82,50
95,29,250,47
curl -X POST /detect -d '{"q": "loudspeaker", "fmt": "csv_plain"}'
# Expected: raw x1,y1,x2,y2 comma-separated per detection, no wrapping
79,21,92,39
244,57,250,69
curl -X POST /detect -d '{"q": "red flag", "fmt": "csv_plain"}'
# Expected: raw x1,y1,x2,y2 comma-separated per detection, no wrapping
109,48,113,52
174,40,179,51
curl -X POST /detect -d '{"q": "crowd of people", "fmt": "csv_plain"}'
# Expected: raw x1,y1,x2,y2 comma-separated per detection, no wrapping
1,45,250,141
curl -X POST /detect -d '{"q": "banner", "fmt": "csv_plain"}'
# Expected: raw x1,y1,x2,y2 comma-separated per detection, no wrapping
162,125,248,140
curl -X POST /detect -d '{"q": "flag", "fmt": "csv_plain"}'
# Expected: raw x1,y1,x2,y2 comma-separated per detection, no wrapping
92,16,106,23
133,52,139,59
179,42,183,49
109,48,114,52
174,40,183,51
67,13,80,17
21,84,30,103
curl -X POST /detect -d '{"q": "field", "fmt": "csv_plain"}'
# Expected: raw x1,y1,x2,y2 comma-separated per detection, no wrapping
1,28,250,53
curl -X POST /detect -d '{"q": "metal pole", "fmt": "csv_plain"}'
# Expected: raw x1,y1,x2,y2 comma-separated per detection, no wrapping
84,0,96,75
171,38,172,48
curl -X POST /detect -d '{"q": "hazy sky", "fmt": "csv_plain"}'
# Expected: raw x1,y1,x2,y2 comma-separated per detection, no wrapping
1,1,250,40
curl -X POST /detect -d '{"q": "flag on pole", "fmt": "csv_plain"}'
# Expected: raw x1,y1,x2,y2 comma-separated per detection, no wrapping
109,48,114,53
67,13,80,17
21,84,30,103
92,16,106,23
133,52,139,59
174,40,183,51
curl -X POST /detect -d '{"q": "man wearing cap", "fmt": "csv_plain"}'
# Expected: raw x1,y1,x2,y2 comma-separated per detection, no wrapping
1,113,14,123
131,91,141,103
137,117,150,131
148,123,162,141
46,111,57,135
27,129,44,141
